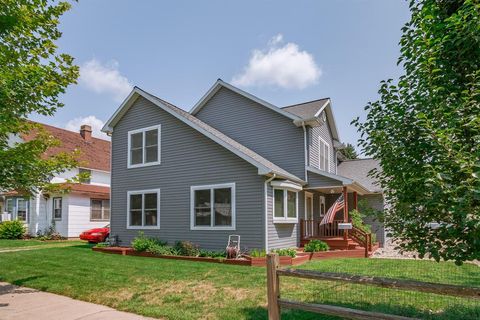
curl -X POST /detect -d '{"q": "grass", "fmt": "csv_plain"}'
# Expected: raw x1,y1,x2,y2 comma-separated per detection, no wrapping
0,239,83,250
0,244,478,320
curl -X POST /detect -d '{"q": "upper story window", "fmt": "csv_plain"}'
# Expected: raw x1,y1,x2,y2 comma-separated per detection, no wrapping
79,168,91,184
190,183,236,230
273,188,298,223
53,197,62,220
128,125,161,168
318,137,330,172
127,189,160,229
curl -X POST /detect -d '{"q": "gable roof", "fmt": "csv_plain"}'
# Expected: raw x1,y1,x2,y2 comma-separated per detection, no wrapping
337,158,382,193
190,79,302,121
22,122,111,172
102,87,306,184
283,98,340,141
306,165,371,195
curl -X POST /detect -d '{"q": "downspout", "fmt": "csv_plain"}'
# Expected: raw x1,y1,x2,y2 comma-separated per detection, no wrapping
264,173,276,253
302,122,308,182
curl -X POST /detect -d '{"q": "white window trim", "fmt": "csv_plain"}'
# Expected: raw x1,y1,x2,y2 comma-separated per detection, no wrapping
126,189,160,229
90,199,110,222
319,195,326,217
318,137,330,172
5,198,13,215
304,192,313,220
53,197,62,221
190,182,236,231
272,188,298,223
127,125,161,169
16,198,28,223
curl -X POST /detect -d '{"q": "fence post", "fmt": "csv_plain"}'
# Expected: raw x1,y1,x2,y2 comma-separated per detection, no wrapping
267,253,280,320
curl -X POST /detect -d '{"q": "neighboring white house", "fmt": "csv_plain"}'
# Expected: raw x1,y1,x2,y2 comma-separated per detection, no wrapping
0,123,111,238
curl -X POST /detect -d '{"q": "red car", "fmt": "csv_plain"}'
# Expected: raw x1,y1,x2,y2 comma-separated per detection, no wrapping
80,225,109,243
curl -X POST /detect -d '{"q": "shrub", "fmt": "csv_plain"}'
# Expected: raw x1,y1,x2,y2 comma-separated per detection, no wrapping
199,250,226,258
147,243,179,256
94,242,109,248
132,232,167,252
304,239,329,252
36,225,66,241
174,240,200,257
0,220,26,239
249,249,266,258
350,209,377,243
272,248,297,258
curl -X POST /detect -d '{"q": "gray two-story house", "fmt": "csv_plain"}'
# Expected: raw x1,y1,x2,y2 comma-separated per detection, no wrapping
102,79,384,251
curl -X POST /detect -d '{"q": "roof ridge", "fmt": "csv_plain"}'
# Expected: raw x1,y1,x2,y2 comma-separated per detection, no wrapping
282,97,330,109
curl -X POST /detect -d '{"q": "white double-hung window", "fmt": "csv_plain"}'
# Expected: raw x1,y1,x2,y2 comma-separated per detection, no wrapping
318,137,330,172
127,189,160,229
128,125,161,168
273,188,298,223
190,183,235,230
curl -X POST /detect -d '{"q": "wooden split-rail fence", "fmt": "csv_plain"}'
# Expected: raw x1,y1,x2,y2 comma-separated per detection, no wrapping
266,253,480,320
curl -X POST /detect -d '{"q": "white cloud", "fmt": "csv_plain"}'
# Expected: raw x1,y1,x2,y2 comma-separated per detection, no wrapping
232,34,321,90
65,115,110,140
79,59,133,102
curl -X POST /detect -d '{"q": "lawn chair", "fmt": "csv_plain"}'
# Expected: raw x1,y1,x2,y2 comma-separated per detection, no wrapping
226,235,240,259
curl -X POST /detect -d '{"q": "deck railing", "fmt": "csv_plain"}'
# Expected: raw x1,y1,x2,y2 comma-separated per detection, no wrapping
300,219,344,239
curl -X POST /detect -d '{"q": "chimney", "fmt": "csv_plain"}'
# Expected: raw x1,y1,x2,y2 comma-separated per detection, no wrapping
80,125,92,141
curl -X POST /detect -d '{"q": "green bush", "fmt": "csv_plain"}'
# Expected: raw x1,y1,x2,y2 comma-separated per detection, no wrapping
272,248,296,258
304,239,329,252
174,240,200,257
0,220,26,239
249,249,266,257
132,232,167,252
198,249,226,258
94,242,109,248
350,209,377,243
147,243,179,256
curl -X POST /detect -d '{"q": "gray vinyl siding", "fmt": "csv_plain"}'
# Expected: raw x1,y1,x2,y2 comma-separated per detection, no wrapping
306,171,343,188
308,120,336,173
195,87,306,180
110,96,265,250
359,194,385,247
266,183,303,249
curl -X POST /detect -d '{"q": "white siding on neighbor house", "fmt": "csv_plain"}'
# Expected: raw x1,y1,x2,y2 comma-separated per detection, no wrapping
51,168,110,187
308,120,336,173
67,194,109,237
48,195,69,237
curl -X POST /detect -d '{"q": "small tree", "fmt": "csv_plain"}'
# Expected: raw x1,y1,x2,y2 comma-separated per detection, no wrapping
354,0,480,264
0,0,80,195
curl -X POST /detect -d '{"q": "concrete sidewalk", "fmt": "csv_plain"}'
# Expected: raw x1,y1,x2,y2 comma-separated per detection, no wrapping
0,282,158,320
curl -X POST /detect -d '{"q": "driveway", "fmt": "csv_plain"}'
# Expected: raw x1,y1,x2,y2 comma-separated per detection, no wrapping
0,282,158,320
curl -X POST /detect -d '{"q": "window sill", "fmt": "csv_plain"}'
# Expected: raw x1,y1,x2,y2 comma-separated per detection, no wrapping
127,161,161,169
190,226,236,231
273,219,298,224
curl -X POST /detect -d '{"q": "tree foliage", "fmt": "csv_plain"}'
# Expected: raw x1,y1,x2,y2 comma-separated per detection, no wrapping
354,0,480,264
0,0,79,194
339,143,359,160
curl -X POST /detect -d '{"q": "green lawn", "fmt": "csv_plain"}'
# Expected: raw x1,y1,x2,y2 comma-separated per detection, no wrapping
0,239,83,250
0,244,478,320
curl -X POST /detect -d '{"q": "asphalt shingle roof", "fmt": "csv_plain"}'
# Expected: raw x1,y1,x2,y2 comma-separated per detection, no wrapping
282,98,330,119
337,158,382,193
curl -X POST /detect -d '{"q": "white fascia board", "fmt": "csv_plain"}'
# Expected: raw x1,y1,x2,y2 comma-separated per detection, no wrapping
270,180,303,191
314,99,331,118
190,80,301,122
102,88,140,133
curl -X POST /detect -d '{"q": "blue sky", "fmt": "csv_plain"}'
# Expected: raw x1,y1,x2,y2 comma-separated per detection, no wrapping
32,0,410,148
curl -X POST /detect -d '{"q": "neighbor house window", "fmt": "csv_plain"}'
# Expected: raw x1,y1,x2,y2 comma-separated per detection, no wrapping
273,189,298,222
191,183,235,230
79,168,92,184
319,137,330,172
128,125,161,168
16,198,28,222
127,190,160,228
6,199,13,215
53,197,62,220
91,199,110,221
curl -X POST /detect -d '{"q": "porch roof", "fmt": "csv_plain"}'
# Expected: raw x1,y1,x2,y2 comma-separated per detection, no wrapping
304,166,371,195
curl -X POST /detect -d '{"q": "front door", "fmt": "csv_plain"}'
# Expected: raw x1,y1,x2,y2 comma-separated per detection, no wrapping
305,193,314,237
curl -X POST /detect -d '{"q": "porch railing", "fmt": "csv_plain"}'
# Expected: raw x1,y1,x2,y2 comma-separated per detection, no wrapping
300,219,344,239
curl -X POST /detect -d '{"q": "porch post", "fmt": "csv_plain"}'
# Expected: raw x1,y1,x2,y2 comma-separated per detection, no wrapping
343,186,348,240
353,191,358,211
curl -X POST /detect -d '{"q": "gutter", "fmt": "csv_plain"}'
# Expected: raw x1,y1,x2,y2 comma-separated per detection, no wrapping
264,174,276,253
